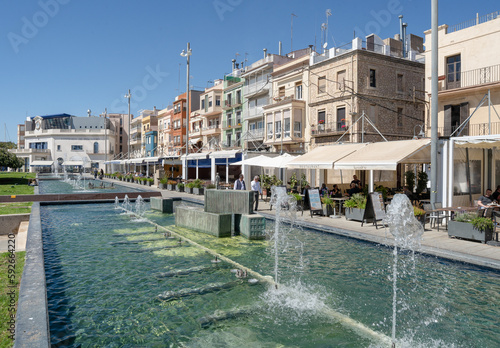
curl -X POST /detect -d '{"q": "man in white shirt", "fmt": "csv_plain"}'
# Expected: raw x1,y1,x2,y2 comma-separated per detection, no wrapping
250,176,262,211
234,174,246,190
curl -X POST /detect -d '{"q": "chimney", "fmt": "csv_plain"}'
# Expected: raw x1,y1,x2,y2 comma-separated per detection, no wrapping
263,48,267,58
402,22,408,57
279,41,282,55
232,59,236,70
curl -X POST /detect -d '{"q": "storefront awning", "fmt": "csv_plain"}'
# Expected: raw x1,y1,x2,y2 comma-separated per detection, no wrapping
286,143,367,169
231,155,272,166
334,139,431,171
209,150,240,159
453,135,500,148
144,157,159,163
181,152,210,160
30,160,53,166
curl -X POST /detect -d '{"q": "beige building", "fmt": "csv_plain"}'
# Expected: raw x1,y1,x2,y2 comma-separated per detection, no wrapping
190,79,223,152
263,48,311,154
157,106,173,156
424,11,500,137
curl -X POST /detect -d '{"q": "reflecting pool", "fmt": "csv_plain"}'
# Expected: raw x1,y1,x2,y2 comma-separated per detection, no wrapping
38,178,145,194
41,203,500,347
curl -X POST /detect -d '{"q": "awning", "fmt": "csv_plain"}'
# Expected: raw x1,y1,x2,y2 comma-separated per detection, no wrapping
335,139,431,171
189,137,201,144
130,158,144,164
63,161,84,166
30,160,53,166
286,143,367,169
181,152,210,160
259,153,298,168
231,155,272,166
105,160,122,164
209,150,240,159
144,157,159,163
453,135,500,148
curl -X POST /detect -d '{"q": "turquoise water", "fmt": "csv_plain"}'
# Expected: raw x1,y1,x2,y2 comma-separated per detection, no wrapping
41,203,500,347
38,179,145,194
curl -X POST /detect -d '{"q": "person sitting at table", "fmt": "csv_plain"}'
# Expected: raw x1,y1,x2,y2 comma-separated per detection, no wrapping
403,186,413,199
330,184,342,198
320,183,328,196
346,182,361,196
491,185,500,203
478,189,493,208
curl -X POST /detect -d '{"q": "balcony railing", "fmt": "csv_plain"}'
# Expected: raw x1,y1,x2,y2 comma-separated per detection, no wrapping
445,64,500,90
248,129,264,140
311,121,349,135
222,120,242,129
447,11,500,33
438,121,500,137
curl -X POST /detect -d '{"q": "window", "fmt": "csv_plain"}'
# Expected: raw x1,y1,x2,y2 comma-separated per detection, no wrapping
279,86,285,97
267,122,273,139
317,110,326,125
336,107,346,131
275,120,282,138
294,121,302,138
227,113,232,127
444,103,469,136
71,145,83,151
57,145,61,151
284,118,290,137
226,93,232,107
397,73,404,92
337,70,346,90
318,76,326,93
201,99,205,109
236,90,241,104
236,111,241,124
208,96,212,108
226,134,232,147
446,54,461,89
369,69,376,87
235,132,241,147
397,108,403,127
216,95,221,106
295,82,302,99
257,121,263,129
93,142,99,154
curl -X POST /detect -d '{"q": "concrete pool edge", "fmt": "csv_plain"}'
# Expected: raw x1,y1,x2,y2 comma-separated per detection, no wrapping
14,202,50,348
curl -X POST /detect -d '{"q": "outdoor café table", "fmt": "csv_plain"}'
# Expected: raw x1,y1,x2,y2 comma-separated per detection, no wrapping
332,197,349,216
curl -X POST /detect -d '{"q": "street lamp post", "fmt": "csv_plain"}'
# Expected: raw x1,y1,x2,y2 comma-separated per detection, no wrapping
124,89,131,173
413,124,425,139
180,43,192,180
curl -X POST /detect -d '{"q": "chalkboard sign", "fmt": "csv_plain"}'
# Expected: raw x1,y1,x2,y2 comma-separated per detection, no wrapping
308,189,323,217
362,192,387,228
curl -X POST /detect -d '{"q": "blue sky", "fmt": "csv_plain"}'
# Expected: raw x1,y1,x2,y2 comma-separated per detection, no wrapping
1,0,497,143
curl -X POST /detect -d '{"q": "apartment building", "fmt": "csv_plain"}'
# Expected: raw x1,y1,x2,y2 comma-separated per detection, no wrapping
190,80,223,152
170,90,202,156
157,106,173,156
222,66,245,149
263,48,311,154
308,34,425,146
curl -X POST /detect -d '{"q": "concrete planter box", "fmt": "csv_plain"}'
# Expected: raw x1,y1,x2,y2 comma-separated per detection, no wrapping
322,205,334,217
158,183,165,190
193,187,205,195
448,220,493,243
185,187,194,194
345,208,365,222
176,186,184,192
167,184,176,191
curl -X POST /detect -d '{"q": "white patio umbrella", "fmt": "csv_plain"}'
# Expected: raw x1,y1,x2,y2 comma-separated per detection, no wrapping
230,155,271,166
258,153,298,168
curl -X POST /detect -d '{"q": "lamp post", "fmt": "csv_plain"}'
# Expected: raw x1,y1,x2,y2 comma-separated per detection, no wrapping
180,42,192,180
124,89,131,173
104,108,108,174
413,124,425,139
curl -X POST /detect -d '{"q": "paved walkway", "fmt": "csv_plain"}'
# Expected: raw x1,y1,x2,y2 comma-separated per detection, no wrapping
3,178,500,271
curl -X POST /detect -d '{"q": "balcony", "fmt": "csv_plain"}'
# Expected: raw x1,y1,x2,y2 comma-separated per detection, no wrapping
202,124,221,135
443,64,500,91
222,120,242,129
190,127,202,137
311,121,349,136
247,128,264,140
437,121,500,137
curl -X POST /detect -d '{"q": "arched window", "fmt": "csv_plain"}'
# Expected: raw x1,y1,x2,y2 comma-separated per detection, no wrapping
93,142,99,154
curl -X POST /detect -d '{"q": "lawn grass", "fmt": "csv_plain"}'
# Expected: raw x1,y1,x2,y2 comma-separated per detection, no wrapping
0,172,36,196
0,202,33,215
0,251,26,348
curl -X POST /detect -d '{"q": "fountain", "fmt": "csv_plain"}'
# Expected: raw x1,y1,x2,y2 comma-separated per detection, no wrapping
134,195,146,217
122,194,131,212
384,194,424,347
114,196,120,210
18,187,500,347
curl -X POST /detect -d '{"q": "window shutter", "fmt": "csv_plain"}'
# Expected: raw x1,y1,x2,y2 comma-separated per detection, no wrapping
443,105,452,136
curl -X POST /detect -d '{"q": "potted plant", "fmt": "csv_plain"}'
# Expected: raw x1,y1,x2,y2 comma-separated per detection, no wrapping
344,193,367,222
416,171,428,195
261,174,272,201
176,182,185,192
146,178,153,186
185,181,195,194
192,179,204,195
413,206,426,227
321,196,335,217
289,172,298,192
159,177,167,189
299,173,309,194
448,212,494,243
404,170,415,193
167,180,177,191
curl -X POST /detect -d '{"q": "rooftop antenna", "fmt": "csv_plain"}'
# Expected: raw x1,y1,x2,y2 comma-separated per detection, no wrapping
321,23,327,52
291,13,297,53
326,9,332,48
